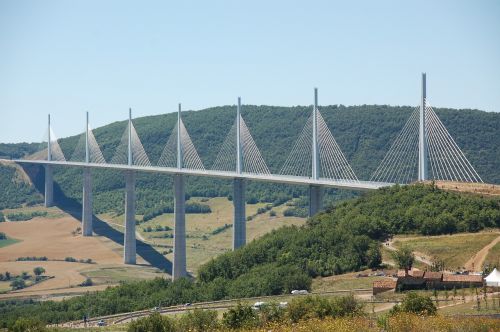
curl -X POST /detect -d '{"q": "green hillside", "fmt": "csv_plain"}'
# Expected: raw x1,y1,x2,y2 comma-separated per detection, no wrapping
1,183,498,327
0,105,499,213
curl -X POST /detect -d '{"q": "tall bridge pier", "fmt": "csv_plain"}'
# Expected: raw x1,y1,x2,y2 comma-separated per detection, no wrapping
172,104,187,280
82,112,93,236
309,88,323,217
233,97,246,250
123,109,137,264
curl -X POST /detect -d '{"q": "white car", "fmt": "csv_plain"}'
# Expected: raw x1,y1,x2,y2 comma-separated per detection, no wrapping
97,320,106,327
279,301,288,308
291,289,309,295
252,301,266,310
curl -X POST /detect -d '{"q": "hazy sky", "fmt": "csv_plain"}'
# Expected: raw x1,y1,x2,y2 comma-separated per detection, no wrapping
1,0,499,143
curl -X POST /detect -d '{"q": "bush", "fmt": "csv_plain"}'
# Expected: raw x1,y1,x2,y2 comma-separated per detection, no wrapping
269,210,277,217
79,278,93,287
33,267,45,276
10,278,26,290
287,295,363,323
128,312,175,332
0,232,6,240
222,303,258,329
177,309,219,331
390,292,437,316
11,317,46,332
65,257,77,262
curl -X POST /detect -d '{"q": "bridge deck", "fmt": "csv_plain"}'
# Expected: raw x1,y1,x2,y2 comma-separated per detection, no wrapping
10,159,393,190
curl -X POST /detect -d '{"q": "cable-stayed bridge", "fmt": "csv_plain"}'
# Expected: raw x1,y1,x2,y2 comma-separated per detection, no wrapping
7,74,482,279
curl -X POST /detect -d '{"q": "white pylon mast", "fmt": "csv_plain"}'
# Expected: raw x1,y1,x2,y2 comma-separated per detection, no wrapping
128,108,132,166
236,97,242,175
85,112,90,164
312,88,319,180
177,103,182,169
47,114,51,161
418,73,428,181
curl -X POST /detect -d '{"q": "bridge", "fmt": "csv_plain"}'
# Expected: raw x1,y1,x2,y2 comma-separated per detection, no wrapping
8,73,482,279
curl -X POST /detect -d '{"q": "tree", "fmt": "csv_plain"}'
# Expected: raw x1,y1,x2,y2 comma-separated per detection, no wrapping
222,303,258,329
11,317,46,332
390,292,437,316
10,278,26,290
33,267,46,276
391,245,415,271
366,243,382,268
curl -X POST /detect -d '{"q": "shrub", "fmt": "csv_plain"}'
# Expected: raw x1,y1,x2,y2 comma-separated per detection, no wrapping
11,317,46,332
33,267,45,276
128,312,175,332
0,232,6,239
287,295,363,323
390,292,437,316
79,278,93,287
177,309,219,331
10,278,26,290
222,303,258,329
65,257,77,262
269,210,277,217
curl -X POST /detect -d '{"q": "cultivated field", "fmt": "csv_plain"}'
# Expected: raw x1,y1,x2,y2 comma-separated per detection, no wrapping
0,198,306,299
392,231,500,271
99,197,306,274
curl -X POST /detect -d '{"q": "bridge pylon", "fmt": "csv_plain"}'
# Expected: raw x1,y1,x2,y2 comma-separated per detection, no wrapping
82,112,93,237
418,73,428,181
172,103,187,280
233,97,246,250
309,88,323,217
44,114,54,207
124,108,137,264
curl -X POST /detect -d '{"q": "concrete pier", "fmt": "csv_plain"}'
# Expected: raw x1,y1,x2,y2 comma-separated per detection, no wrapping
308,185,323,217
232,178,246,250
44,165,54,207
123,170,136,264
82,167,93,236
172,174,186,280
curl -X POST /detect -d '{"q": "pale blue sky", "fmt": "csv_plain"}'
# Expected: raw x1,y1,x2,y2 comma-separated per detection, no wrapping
1,0,499,143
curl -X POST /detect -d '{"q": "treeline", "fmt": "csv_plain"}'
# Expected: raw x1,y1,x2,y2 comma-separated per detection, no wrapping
142,201,211,222
6,211,47,222
319,183,500,237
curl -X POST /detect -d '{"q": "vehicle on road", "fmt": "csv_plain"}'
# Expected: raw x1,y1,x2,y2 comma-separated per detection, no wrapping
291,289,308,295
97,320,106,327
252,301,266,310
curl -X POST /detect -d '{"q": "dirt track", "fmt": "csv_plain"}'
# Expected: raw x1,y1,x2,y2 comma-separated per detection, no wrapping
464,235,500,271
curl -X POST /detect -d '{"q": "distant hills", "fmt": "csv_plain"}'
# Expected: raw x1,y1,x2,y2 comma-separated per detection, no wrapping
0,104,499,213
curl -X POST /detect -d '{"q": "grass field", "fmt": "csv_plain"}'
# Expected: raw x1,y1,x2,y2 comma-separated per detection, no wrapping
0,237,21,248
484,241,500,267
99,197,306,274
312,273,386,292
393,232,499,271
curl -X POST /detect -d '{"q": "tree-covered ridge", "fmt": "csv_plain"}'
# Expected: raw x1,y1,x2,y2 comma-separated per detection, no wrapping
0,105,499,213
0,163,43,210
198,184,500,283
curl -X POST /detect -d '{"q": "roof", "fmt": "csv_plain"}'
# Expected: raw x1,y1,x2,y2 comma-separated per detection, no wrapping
485,268,500,282
423,271,443,280
397,270,407,277
373,279,397,289
442,274,483,283
409,270,424,278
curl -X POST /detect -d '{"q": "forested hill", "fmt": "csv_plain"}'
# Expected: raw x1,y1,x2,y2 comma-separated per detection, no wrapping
0,104,499,213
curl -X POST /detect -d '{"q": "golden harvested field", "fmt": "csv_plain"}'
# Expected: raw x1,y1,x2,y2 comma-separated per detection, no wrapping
422,180,500,196
100,197,306,274
393,231,500,271
0,198,306,298
0,210,161,299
